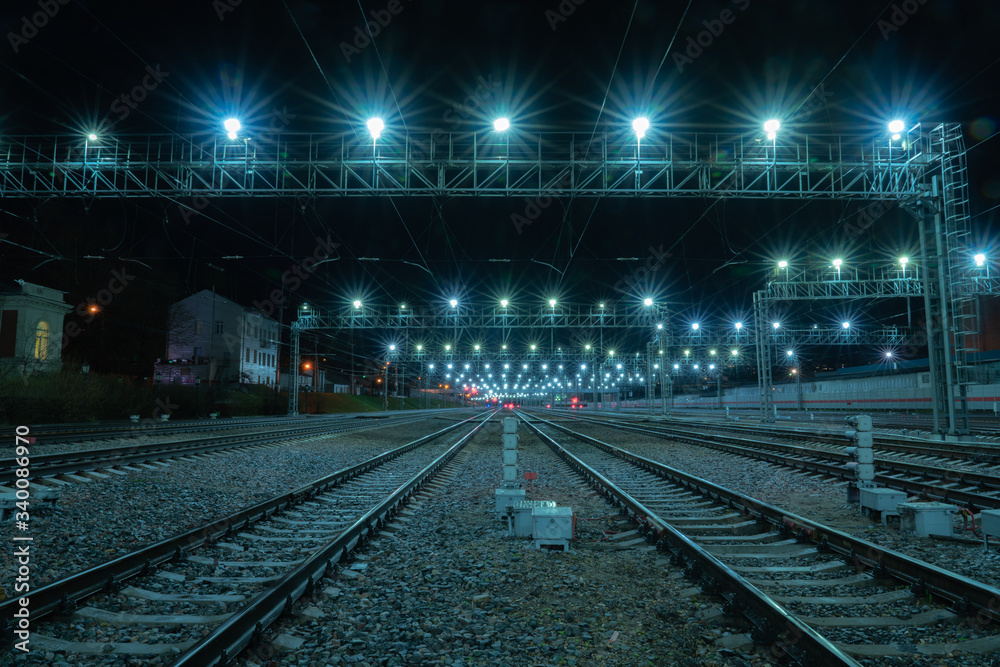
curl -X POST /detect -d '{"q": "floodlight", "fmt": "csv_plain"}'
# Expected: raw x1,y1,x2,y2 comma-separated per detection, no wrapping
474,344,480,351
445,344,452,351
773,322,780,329
493,117,510,132
632,117,650,139
787,350,794,357
842,321,851,329
691,322,699,330
599,302,605,308
500,299,509,307
87,133,98,141
530,344,537,351
673,364,680,370
429,363,435,369
389,344,396,351
778,260,788,269
643,297,653,306
709,364,715,370
899,256,908,267
888,119,904,140
885,352,894,359
449,299,458,308
731,349,738,357
764,119,780,140
734,321,743,330
693,364,699,370
656,323,663,330
975,253,986,267
584,344,591,350
416,344,423,351
832,258,843,268
709,350,716,356
353,300,362,308
224,118,241,139
367,117,385,140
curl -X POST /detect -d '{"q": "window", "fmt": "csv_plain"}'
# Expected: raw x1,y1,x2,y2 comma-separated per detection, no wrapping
195,320,204,335
34,321,49,361
193,346,203,359
246,348,251,363
254,350,258,364
215,321,224,334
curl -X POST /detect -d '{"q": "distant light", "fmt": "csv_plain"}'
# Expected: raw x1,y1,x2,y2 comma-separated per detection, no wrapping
974,253,986,267
428,363,435,369
609,349,615,356
449,299,458,308
599,302,605,309
302,303,308,309
764,119,780,140
842,321,851,329
691,322,700,331
889,119,904,140
367,117,385,140
500,299,509,307
693,364,699,370
899,256,909,267
445,344,452,351
709,364,715,370
400,303,406,309
584,344,591,350
709,349,716,356
416,344,423,351
548,298,557,307
832,258,843,268
580,364,586,370
787,350,794,357
885,351,894,359
530,344,537,351
493,117,510,132
643,297,653,307
632,117,650,139
224,118,241,139
389,344,396,351
656,323,663,330
474,344,481,351
684,350,690,356
734,321,743,330
778,260,788,269
673,364,680,370
353,300,362,308
731,349,738,357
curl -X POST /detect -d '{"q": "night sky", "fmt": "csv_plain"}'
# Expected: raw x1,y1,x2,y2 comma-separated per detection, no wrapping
2,0,999,378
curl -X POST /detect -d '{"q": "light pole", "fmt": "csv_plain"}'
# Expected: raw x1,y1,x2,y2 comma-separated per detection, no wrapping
195,377,201,418
82,364,90,421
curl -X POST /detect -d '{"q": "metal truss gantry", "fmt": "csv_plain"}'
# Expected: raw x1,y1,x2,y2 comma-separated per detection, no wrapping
7,124,980,434
2,128,930,199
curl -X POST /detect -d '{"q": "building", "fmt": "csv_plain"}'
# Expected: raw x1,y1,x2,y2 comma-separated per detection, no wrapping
156,289,280,386
0,281,72,374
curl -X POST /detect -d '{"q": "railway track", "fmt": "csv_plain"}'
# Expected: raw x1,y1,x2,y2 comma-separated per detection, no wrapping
549,411,1000,513
520,411,1000,664
2,410,497,664
19,415,317,445
0,413,436,487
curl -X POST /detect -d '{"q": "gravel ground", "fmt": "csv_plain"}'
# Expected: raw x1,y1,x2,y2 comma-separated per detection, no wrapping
237,420,778,667
0,417,458,591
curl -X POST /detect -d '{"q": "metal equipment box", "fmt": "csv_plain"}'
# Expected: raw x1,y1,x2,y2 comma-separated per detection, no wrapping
982,509,1000,539
502,418,519,434
533,506,574,541
494,488,526,516
859,487,908,525
897,501,956,537
511,500,556,537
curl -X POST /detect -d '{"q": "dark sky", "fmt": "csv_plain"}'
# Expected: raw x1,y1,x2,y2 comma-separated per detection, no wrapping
2,0,999,376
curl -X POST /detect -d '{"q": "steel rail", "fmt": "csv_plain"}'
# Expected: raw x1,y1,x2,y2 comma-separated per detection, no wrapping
524,412,1000,629
171,410,497,666
0,415,433,485
519,415,860,666
558,413,1000,510
0,413,485,625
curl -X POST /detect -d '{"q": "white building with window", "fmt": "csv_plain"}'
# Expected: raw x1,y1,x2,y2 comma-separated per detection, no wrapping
0,281,72,374
157,289,280,386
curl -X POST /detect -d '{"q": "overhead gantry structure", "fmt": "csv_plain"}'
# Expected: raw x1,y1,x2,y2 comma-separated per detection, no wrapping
4,122,985,435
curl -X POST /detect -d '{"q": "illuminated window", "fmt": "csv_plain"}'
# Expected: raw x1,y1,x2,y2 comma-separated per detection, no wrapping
34,321,49,361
